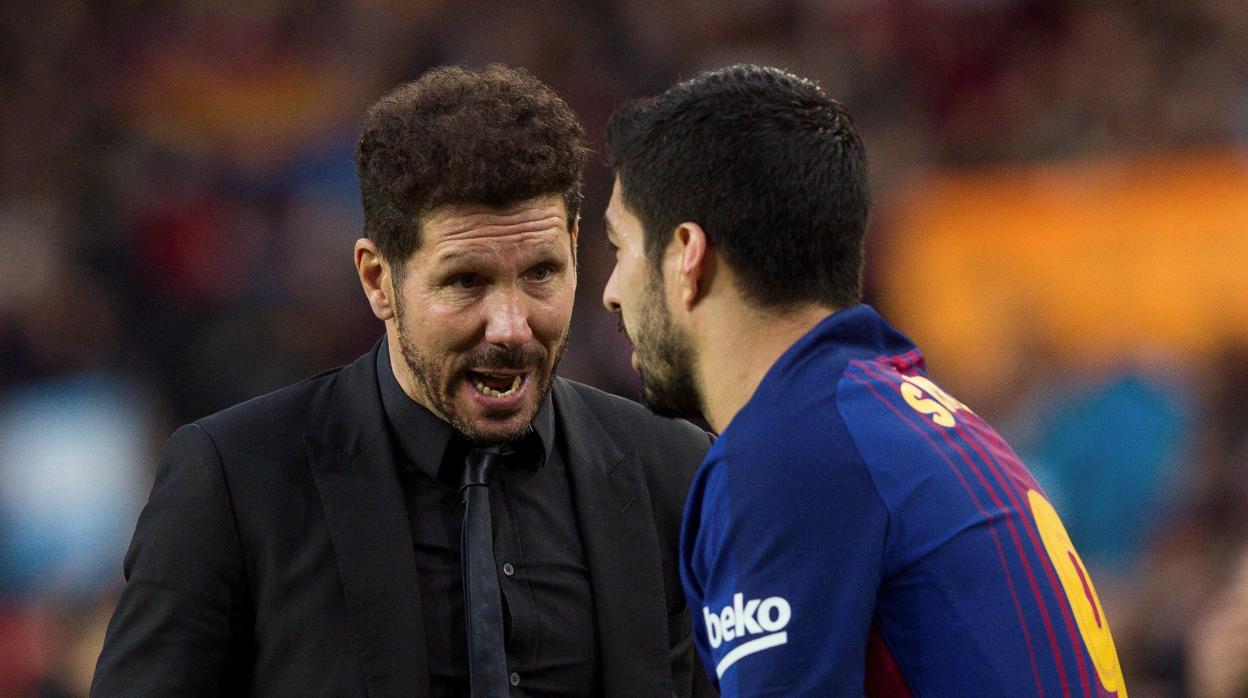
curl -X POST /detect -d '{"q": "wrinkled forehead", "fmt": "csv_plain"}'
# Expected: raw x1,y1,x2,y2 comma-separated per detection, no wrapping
424,196,568,237
420,195,573,262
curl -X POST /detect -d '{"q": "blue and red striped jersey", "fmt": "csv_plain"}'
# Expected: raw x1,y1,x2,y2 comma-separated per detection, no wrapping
680,305,1126,697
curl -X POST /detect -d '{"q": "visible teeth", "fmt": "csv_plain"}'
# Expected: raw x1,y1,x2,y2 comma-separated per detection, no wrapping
473,375,522,398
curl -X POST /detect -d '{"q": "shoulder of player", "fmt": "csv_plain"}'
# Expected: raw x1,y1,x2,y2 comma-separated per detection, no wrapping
704,367,881,497
830,355,978,444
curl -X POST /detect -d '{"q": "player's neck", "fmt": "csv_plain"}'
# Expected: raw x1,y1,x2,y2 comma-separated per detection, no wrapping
696,301,836,433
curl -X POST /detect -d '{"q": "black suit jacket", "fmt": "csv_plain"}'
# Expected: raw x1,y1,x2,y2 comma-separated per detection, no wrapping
92,343,715,697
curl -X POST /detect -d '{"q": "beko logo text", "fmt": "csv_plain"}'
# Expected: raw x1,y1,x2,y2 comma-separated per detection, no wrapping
702,593,791,678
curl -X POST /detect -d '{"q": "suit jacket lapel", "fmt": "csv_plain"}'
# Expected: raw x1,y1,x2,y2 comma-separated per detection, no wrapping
306,342,429,696
553,380,674,697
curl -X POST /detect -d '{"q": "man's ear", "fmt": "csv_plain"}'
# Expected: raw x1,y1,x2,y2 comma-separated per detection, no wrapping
673,222,711,309
354,238,394,321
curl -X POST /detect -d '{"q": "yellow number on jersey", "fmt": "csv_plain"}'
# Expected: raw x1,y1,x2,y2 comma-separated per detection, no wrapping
1028,490,1127,696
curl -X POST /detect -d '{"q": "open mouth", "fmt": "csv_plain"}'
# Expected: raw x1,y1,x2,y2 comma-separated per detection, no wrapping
468,370,524,399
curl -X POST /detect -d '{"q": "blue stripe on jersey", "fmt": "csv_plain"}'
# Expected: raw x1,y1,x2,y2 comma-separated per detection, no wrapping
846,364,1045,687
841,361,1067,696
679,305,1120,697
846,356,1103,697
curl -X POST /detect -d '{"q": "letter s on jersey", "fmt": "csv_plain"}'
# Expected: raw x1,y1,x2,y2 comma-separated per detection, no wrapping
703,593,792,678
899,374,969,428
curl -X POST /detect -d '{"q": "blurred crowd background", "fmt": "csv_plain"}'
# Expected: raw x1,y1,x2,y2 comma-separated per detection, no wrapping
2,0,1247,695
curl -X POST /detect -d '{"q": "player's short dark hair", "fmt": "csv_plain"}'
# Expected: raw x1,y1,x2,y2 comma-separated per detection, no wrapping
605,64,870,309
356,64,589,268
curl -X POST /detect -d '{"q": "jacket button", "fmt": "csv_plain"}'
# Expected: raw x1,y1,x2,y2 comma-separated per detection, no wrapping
509,672,520,686
502,562,515,576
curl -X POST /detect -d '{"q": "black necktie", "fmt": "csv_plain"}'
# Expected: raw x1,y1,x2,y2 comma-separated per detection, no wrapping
460,446,511,697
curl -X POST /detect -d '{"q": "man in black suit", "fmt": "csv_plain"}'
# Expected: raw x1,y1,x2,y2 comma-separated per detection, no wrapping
91,65,713,697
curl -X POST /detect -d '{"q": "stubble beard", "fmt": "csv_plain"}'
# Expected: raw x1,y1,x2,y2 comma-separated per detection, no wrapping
393,290,568,445
633,275,704,420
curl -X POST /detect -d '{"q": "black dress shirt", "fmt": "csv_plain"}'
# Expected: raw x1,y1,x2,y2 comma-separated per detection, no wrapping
376,343,600,696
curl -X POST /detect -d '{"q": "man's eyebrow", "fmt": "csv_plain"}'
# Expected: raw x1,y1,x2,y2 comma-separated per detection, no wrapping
434,249,485,265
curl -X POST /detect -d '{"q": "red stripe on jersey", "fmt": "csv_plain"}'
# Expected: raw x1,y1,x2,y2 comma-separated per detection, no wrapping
859,359,1090,697
949,408,1094,696
1069,552,1102,628
946,424,1099,694
962,415,1043,492
865,623,913,697
846,368,1047,697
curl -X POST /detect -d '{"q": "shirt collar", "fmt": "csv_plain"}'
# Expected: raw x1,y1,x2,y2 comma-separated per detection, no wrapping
376,338,555,481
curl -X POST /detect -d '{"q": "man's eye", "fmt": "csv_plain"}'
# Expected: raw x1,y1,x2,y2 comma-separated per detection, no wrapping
529,264,554,282
448,274,483,289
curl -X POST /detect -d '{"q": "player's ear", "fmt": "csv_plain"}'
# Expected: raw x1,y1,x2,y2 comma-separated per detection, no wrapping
354,238,395,321
673,221,711,309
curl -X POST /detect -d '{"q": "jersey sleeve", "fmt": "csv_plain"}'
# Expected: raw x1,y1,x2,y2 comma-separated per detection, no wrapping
682,432,890,697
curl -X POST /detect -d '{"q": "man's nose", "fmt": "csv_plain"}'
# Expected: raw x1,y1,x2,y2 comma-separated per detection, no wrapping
602,265,621,314
483,289,535,347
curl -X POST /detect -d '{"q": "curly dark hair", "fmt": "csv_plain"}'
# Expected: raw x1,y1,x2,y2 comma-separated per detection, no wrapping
606,64,870,310
356,64,589,267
